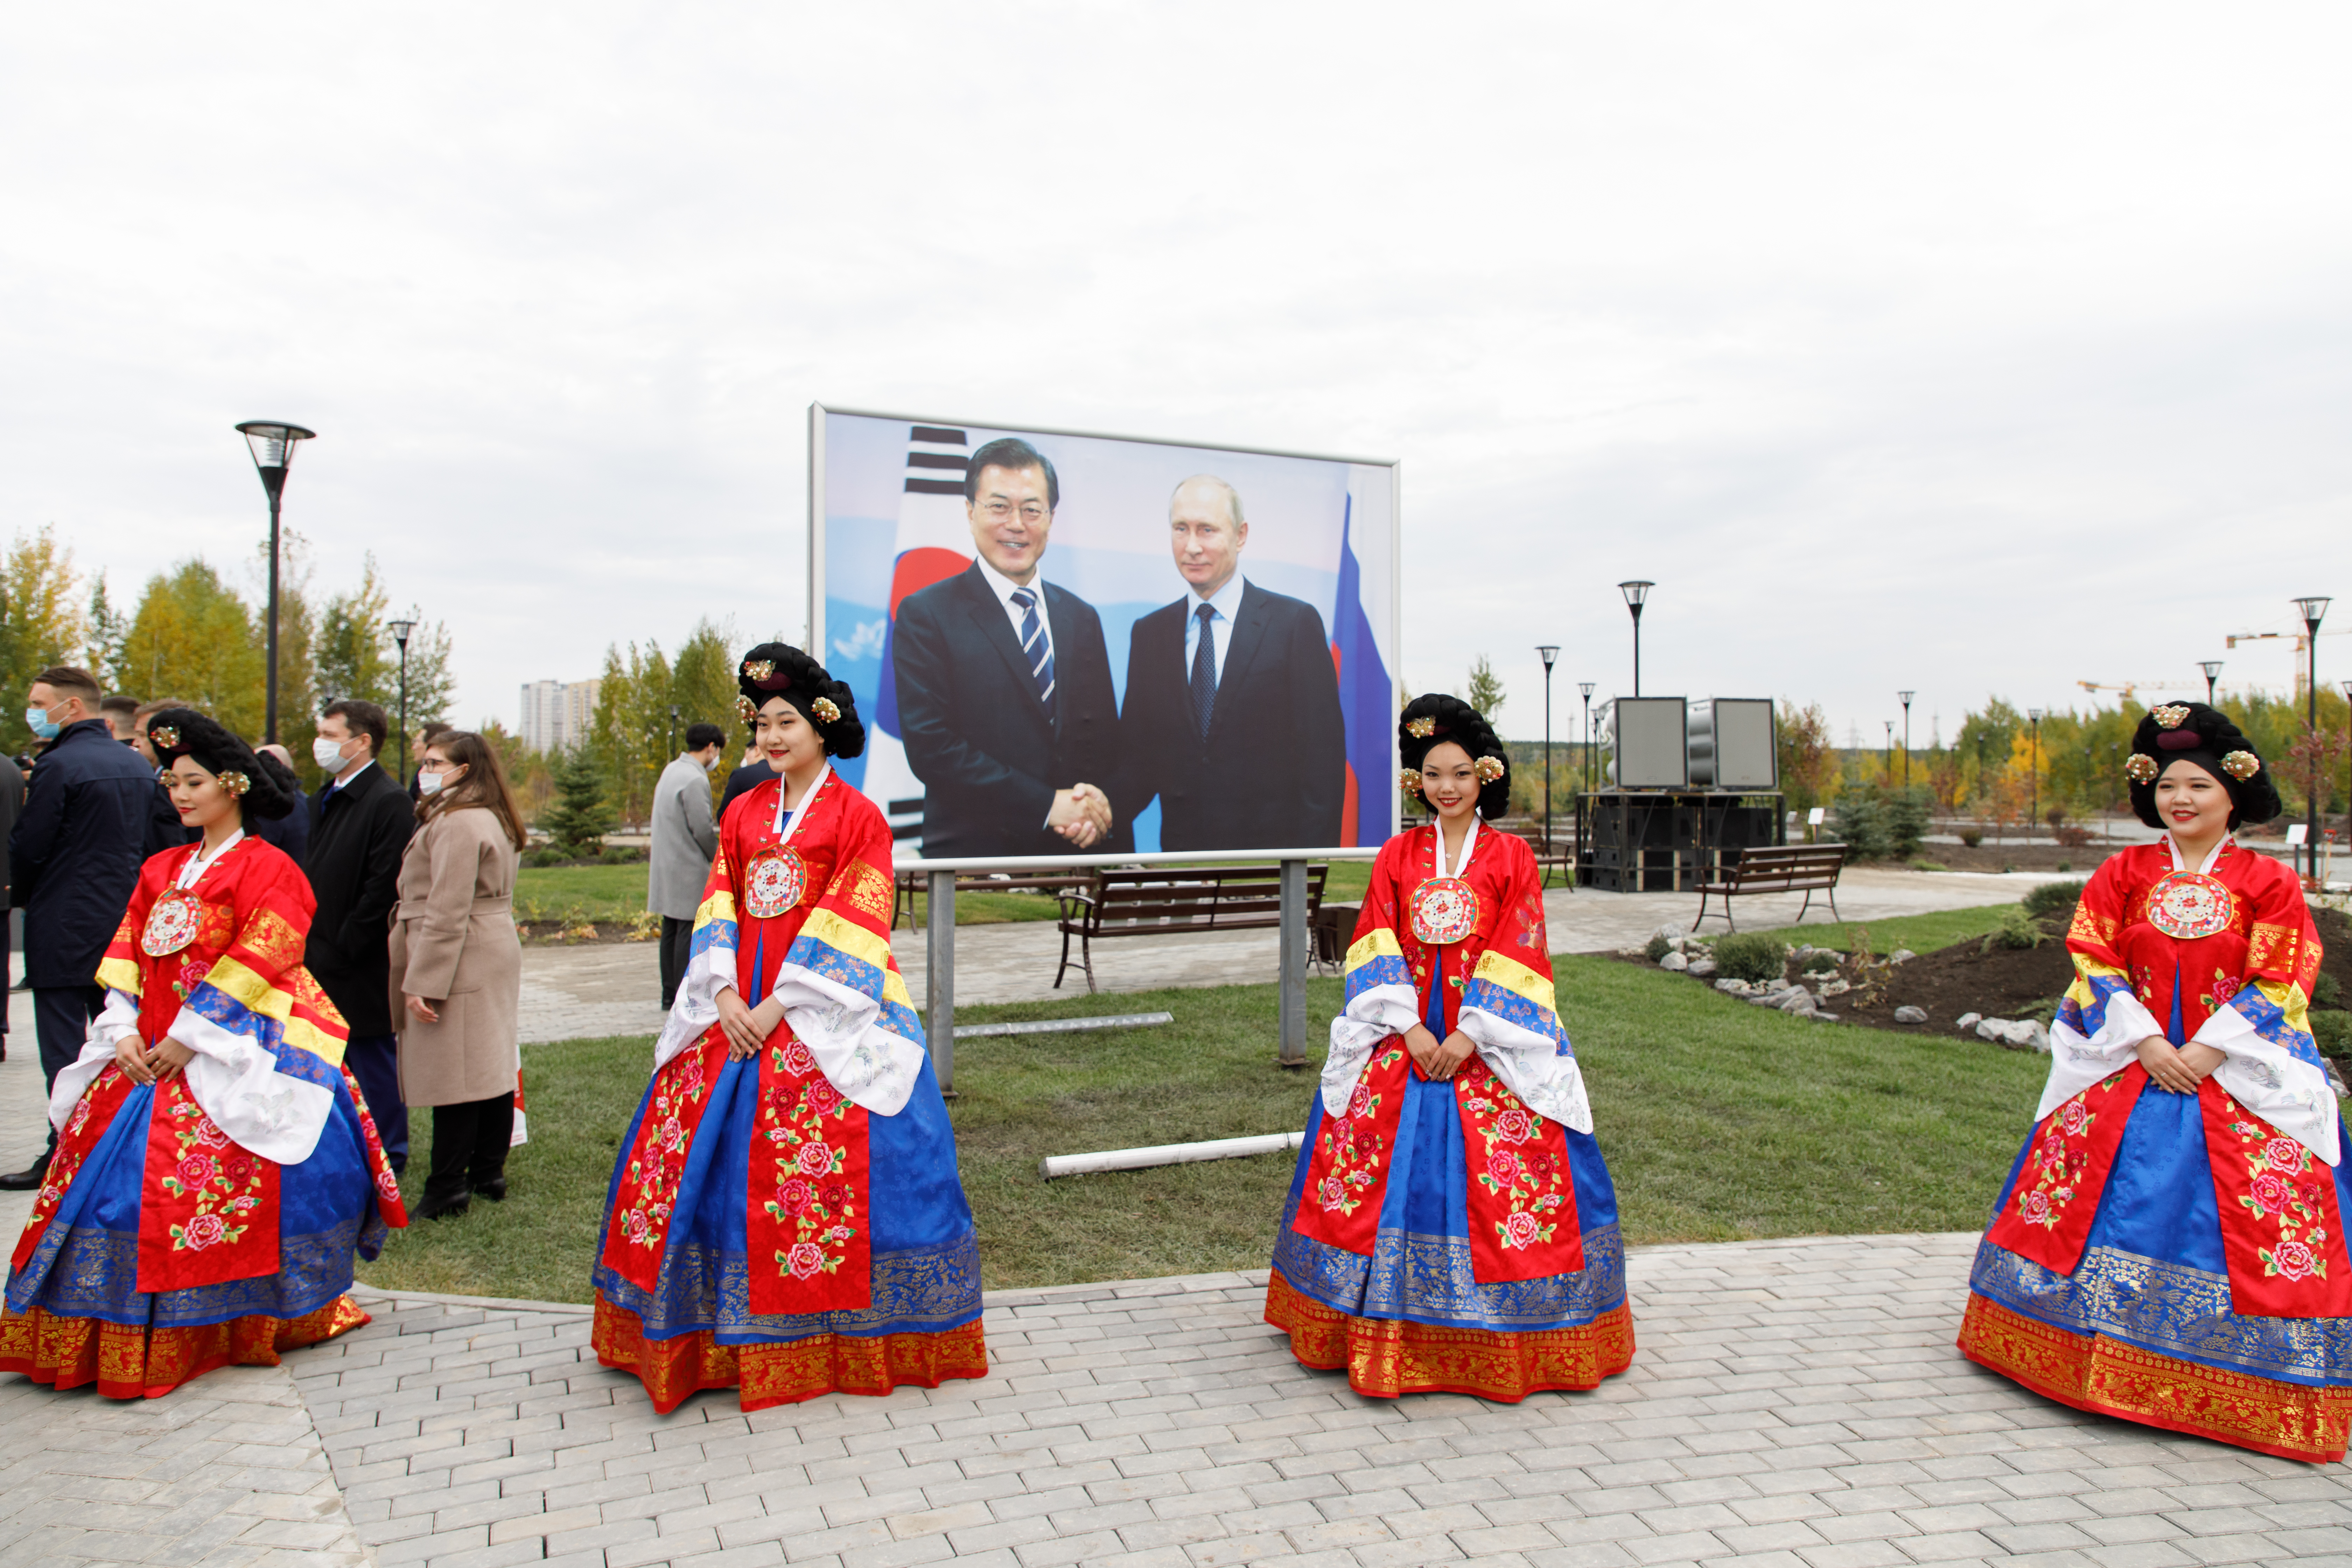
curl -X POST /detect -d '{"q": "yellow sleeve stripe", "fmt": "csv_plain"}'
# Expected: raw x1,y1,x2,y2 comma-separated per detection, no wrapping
200,958,346,1067
801,907,895,972
695,889,738,930
1344,928,1404,970
1471,947,1558,1014
96,955,142,996
881,967,915,1013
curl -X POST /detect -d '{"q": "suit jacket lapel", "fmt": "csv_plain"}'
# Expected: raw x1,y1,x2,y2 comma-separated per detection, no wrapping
961,567,1052,724
1209,583,1274,741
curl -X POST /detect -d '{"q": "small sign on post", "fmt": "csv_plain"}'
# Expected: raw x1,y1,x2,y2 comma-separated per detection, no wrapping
2287,824,2310,845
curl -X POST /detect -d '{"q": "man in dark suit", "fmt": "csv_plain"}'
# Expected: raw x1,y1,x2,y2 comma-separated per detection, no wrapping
1120,475,1346,850
306,699,416,1172
891,437,1127,858
719,734,780,820
2,667,160,1187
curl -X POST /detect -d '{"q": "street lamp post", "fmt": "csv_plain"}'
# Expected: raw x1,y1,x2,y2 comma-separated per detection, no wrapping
2200,660,2224,705
234,421,317,742
2027,708,2044,839
1578,682,1595,797
1884,721,1895,778
1536,646,1559,850
388,619,416,782
668,703,681,757
1898,691,1914,788
2295,597,2332,880
1617,582,1653,697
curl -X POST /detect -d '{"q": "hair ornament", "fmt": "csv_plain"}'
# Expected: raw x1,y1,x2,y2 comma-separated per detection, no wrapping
1474,755,1507,784
2124,753,2159,784
150,724,180,749
2221,750,2262,781
1399,768,1423,797
2150,703,2192,730
217,770,251,798
1405,716,1436,738
811,696,841,724
735,695,758,723
742,659,776,683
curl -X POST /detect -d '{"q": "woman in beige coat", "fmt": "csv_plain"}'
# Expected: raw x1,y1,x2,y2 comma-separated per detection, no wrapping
390,730,526,1219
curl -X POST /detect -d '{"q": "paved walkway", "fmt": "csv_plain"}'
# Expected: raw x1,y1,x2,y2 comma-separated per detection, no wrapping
517,868,2055,1040
282,1232,2350,1567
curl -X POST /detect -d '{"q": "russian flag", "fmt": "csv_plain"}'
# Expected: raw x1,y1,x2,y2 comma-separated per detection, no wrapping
1329,495,1394,847
859,426,976,851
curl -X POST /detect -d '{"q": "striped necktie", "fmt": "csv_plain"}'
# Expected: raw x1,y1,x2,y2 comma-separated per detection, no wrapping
1010,587,1056,709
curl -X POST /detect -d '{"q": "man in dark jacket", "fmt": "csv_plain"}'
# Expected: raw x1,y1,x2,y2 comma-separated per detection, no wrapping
2,666,160,1187
306,699,416,1172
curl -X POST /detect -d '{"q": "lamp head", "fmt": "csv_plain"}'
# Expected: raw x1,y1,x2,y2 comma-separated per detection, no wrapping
1898,690,1914,705
2200,660,2224,679
1617,580,1653,610
1577,682,1595,699
235,421,315,502
2028,708,2044,723
387,618,416,649
2294,595,2331,630
1536,645,1559,670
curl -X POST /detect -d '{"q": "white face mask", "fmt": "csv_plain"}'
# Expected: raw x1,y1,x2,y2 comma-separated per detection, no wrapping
417,770,445,796
313,736,353,774
701,751,720,772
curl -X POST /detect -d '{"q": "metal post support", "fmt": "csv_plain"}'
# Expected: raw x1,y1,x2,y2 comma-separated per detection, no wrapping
1278,858,1307,1068
926,869,957,1097
264,491,282,744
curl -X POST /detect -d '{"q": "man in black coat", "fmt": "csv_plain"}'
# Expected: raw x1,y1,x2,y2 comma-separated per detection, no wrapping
3,667,161,1186
891,438,1128,858
306,699,416,1172
719,735,781,820
1120,476,1346,850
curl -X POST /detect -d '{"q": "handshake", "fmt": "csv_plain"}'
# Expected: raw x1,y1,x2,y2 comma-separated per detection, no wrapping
1048,783,1116,849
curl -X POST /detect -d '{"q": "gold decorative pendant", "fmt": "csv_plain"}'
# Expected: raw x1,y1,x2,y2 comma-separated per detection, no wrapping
140,891,205,958
2147,870,2234,941
744,845,808,919
1409,877,1480,946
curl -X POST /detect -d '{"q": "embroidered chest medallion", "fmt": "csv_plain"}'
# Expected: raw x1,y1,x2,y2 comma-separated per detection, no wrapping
140,891,206,958
1410,877,1480,946
744,845,808,919
2147,870,2234,941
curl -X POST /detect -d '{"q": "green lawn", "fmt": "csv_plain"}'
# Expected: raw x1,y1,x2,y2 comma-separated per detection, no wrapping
515,863,649,924
357,953,2046,1302
1744,902,2022,958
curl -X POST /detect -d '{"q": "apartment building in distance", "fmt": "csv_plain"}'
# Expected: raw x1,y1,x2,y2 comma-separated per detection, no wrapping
518,678,601,752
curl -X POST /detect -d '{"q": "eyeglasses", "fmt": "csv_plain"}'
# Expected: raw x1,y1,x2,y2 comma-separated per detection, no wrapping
979,499,1048,524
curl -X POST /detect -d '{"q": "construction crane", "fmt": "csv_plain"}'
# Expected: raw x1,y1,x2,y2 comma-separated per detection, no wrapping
2076,679,2197,699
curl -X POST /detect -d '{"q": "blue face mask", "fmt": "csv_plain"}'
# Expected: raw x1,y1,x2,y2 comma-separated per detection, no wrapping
23,704,59,741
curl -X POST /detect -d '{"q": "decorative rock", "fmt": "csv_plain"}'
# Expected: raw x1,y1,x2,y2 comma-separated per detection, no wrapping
1893,1005,1929,1024
1813,1011,1839,1022
1956,1012,1982,1031
1650,924,1685,944
1659,951,1690,972
1891,949,1917,963
1715,978,1753,996
1818,978,1851,997
1779,990,1819,1016
1975,1017,2047,1051
1685,958,1718,979
2328,1059,2349,1099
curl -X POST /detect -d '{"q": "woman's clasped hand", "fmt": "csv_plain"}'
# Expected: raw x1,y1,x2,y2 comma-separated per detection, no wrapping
713,986,785,1060
111,1035,194,1085
2135,1034,2226,1094
1403,1022,1476,1081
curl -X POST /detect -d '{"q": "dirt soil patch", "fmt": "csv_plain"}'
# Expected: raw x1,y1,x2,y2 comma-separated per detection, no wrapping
1906,843,2116,874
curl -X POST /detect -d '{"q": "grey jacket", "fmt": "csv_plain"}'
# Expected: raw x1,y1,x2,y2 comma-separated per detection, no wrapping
647,753,720,920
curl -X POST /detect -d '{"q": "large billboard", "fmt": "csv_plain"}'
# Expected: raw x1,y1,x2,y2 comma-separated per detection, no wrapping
810,406,1400,861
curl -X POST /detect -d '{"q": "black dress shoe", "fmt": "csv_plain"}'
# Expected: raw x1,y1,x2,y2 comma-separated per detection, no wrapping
0,1153,52,1191
416,1187,471,1220
473,1176,507,1202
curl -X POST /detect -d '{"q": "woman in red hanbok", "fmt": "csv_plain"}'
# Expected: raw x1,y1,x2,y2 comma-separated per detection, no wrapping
1267,694,1634,1400
591,645,984,1412
1960,701,2347,1460
2,710,405,1398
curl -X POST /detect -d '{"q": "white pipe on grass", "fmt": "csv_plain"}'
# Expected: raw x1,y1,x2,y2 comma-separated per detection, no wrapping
1038,1131,1304,1182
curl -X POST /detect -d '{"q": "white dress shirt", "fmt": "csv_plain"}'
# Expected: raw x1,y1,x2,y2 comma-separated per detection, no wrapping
1181,573,1246,688
974,556,1055,677
327,756,376,794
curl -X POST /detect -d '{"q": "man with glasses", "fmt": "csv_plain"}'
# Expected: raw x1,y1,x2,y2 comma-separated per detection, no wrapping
891,437,1128,857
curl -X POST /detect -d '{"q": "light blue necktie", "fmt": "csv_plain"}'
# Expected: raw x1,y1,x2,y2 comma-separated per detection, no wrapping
1010,587,1055,709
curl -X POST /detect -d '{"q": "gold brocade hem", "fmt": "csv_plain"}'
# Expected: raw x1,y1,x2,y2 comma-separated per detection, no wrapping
1957,1292,2352,1463
1264,1274,1634,1401
590,1296,988,1414
0,1295,370,1400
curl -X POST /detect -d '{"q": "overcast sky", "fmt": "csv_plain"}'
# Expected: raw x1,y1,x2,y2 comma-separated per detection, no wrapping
5,4,2346,749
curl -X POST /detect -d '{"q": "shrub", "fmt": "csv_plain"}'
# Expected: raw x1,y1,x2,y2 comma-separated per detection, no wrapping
2054,825,2092,848
524,846,568,868
2023,880,2086,920
1982,906,2049,953
1825,785,1931,862
1959,827,1984,848
2315,972,2345,1012
2312,1010,2352,1059
1713,932,1788,984
1644,933,1673,963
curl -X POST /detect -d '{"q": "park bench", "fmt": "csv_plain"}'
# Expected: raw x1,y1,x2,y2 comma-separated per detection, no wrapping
1689,844,1848,932
1312,901,1360,973
892,869,1090,932
1055,864,1328,993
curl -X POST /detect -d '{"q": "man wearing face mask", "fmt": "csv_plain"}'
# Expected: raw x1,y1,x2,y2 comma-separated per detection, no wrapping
2,666,160,1189
306,699,418,1173
649,722,726,1009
